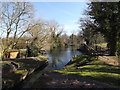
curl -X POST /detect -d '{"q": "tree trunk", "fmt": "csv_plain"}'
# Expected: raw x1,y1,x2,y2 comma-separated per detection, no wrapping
108,33,117,56
109,42,117,56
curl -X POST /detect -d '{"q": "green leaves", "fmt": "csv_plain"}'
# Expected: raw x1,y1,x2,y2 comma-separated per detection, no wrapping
87,2,119,55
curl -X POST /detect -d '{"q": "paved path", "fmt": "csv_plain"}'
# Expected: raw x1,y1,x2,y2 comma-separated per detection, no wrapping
31,72,118,89
98,56,119,66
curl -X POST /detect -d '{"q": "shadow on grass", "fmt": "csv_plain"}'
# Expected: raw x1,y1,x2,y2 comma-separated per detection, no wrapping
55,69,120,87
78,65,120,74
55,55,120,87
77,74,120,87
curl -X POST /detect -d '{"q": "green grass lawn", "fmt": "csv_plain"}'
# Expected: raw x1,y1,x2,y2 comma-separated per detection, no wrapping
95,43,107,48
53,55,120,87
0,51,3,58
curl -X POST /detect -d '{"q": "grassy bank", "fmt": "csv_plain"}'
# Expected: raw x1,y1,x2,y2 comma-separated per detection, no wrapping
94,43,107,48
53,55,120,87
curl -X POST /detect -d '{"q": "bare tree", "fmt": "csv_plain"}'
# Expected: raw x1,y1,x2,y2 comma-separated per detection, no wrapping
27,20,52,50
60,33,69,47
0,3,2,58
1,2,34,57
47,20,64,49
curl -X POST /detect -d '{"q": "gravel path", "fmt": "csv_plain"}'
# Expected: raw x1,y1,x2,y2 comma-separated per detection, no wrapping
98,56,119,66
31,72,118,89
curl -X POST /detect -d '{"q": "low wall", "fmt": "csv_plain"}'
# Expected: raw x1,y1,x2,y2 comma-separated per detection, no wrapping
2,58,48,89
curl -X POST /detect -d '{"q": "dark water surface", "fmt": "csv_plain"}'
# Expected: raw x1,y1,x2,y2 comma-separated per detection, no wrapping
44,47,82,71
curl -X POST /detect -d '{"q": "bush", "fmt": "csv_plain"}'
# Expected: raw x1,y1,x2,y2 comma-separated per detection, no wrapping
27,45,39,57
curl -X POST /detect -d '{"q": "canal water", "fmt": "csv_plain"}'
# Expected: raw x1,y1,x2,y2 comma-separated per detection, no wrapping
44,47,82,71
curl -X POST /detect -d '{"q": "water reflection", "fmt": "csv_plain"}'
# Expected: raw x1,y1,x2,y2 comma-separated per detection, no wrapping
44,47,82,71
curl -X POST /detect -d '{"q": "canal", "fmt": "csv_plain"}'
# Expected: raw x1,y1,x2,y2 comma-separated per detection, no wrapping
44,47,82,71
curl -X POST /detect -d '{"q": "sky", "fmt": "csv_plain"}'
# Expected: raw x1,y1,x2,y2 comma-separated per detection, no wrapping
32,2,88,35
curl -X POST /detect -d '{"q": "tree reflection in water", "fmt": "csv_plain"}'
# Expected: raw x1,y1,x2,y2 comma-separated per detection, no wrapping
45,47,82,71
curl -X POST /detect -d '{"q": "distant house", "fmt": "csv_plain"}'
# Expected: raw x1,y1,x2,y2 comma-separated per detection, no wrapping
8,50,19,59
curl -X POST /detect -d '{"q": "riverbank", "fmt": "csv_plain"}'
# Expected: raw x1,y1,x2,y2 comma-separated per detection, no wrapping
29,55,120,89
53,55,120,88
2,55,48,89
